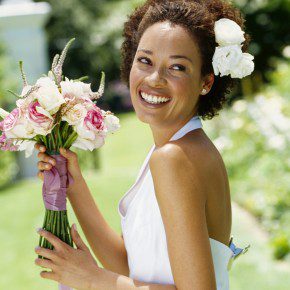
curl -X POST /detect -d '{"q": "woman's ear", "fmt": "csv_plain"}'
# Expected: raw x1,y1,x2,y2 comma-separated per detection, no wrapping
200,73,215,95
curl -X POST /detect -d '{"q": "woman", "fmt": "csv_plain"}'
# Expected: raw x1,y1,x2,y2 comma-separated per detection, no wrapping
34,0,253,289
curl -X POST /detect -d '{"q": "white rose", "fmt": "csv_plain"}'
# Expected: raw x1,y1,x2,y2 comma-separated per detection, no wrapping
104,114,120,134
36,77,65,115
72,121,106,151
62,103,87,126
60,78,93,101
14,140,37,158
212,45,243,77
5,117,37,139
230,53,255,78
214,18,245,46
72,134,105,151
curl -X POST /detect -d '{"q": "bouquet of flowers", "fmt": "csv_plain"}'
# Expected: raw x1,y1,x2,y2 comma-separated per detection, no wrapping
0,38,120,289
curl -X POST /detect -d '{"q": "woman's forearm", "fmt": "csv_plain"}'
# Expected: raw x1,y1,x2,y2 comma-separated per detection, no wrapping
67,175,129,276
90,268,177,290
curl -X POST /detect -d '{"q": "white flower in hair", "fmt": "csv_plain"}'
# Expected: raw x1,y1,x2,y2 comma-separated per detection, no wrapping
212,44,243,77
230,53,255,78
214,18,245,46
212,18,255,79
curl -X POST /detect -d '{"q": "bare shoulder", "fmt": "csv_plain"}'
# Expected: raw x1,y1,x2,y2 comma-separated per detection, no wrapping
149,129,232,244
149,129,224,198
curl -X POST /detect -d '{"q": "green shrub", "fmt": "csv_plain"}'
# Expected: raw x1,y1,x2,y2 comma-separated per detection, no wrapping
204,60,290,259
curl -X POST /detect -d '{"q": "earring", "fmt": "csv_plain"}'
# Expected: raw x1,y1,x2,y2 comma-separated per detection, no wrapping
201,89,207,95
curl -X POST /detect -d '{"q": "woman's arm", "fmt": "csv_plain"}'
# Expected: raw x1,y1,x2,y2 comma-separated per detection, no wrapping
149,144,216,290
35,144,129,276
89,268,177,290
68,175,129,276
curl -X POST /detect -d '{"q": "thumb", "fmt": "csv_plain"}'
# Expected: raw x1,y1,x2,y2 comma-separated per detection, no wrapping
71,223,88,250
60,147,77,161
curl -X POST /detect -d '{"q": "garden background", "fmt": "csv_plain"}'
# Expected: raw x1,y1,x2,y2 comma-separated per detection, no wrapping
0,0,289,289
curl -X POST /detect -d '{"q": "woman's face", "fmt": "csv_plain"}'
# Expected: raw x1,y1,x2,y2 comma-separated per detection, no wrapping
129,21,212,128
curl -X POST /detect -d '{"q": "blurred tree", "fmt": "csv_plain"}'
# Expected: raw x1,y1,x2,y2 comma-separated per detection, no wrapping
34,0,290,102
0,42,18,188
235,0,290,83
0,43,18,110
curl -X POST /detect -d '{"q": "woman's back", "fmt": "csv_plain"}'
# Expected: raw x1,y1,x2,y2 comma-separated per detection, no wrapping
176,128,232,246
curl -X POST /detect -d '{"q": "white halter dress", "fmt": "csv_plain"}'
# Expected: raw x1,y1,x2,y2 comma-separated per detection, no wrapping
118,115,249,289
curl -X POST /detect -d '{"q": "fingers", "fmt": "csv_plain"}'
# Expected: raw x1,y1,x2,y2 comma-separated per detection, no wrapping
35,257,56,270
59,148,78,162
71,224,88,251
37,228,70,253
37,171,44,181
37,152,56,166
38,160,55,170
34,143,46,153
35,246,59,262
35,144,56,165
39,270,59,281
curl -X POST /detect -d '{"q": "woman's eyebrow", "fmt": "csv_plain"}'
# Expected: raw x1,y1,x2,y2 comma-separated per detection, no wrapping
137,49,193,64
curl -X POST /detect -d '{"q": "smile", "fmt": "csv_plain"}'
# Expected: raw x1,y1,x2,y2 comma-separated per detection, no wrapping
139,90,172,106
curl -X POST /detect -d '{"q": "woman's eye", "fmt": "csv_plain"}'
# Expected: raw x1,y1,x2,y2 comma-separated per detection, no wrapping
137,57,151,64
137,57,186,72
171,64,186,72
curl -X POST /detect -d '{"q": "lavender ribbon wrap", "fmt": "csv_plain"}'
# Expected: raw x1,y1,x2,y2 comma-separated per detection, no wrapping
42,154,74,211
42,154,74,290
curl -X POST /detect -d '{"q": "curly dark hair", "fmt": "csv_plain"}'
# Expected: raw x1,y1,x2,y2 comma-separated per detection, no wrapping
120,0,251,120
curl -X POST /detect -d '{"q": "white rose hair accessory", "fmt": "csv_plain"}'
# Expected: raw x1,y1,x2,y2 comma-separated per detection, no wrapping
212,18,255,79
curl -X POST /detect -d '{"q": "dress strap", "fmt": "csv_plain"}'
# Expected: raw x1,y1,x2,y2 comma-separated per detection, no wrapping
137,115,202,180
169,115,202,142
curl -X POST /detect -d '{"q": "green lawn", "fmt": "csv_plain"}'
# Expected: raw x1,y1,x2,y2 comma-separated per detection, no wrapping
0,112,289,289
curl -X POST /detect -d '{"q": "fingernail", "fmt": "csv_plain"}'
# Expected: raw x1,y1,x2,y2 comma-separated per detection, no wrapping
36,227,42,233
40,146,45,151
35,246,40,250
73,223,77,231
49,159,55,165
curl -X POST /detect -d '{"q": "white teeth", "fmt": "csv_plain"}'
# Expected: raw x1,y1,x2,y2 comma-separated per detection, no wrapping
140,92,170,104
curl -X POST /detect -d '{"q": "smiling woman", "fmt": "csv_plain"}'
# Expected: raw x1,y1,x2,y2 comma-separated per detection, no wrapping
115,0,253,289
121,0,252,121
34,1,253,290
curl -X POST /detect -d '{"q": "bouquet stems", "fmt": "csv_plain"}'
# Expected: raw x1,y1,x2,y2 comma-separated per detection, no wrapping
38,209,73,259
38,140,74,259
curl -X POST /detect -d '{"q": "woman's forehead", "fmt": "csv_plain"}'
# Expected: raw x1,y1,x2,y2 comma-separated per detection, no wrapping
138,22,200,59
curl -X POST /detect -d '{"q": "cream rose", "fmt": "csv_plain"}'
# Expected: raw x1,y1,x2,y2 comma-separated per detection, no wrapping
60,78,93,101
214,18,245,46
103,113,120,134
62,103,87,126
35,77,65,115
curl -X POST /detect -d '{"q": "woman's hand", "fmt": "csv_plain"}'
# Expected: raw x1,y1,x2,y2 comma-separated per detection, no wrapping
35,224,99,290
35,143,83,192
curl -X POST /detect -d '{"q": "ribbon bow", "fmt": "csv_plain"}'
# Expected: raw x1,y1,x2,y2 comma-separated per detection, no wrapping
227,236,251,271
42,154,74,211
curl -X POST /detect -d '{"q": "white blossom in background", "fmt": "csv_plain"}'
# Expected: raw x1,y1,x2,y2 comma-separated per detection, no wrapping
213,135,233,152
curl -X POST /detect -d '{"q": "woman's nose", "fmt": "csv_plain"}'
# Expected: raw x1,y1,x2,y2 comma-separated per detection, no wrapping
147,70,167,87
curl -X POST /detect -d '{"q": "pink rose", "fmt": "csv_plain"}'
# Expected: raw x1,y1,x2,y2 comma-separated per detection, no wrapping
27,101,54,135
28,101,50,124
3,108,20,131
84,107,104,132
